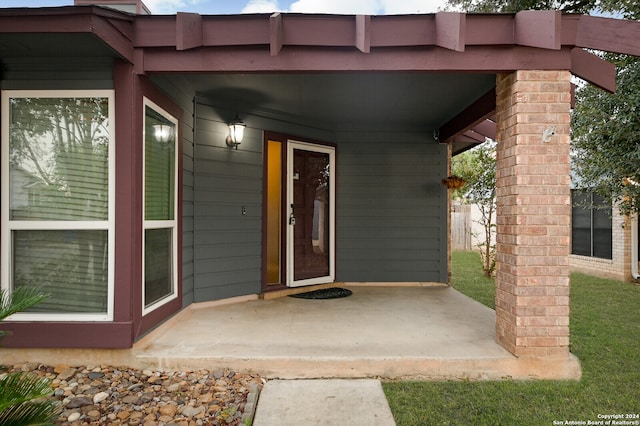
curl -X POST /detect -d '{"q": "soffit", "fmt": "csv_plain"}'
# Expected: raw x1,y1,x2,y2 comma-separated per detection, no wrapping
0,33,118,58
185,72,497,134
0,6,134,61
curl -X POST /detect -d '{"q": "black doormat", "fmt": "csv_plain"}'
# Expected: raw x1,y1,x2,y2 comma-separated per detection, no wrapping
289,287,353,300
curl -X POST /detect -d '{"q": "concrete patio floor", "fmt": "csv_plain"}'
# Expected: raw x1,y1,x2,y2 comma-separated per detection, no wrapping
132,286,581,380
0,286,581,380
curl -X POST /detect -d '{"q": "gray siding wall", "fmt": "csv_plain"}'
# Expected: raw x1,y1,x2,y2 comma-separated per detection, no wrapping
192,102,264,301
187,100,449,302
335,132,449,283
192,101,334,301
193,100,448,302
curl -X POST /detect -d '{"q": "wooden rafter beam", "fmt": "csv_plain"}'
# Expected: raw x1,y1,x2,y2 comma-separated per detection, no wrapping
439,87,496,143
571,48,616,93
435,12,466,52
355,15,370,53
575,15,640,57
176,12,202,51
470,118,497,140
461,129,487,142
515,10,561,50
270,12,283,56
140,46,572,72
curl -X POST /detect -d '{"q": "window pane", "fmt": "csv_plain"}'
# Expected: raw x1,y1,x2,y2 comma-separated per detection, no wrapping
293,149,330,281
145,106,175,221
13,230,108,313
145,228,173,307
9,97,110,221
571,191,592,256
266,140,282,285
592,194,612,259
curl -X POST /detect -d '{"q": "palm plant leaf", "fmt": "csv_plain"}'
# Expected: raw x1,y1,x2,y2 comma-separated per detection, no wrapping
0,287,49,338
0,287,49,322
0,373,53,411
0,400,60,426
0,373,60,425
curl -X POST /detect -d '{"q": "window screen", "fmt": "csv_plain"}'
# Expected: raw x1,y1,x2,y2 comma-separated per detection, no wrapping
571,190,612,259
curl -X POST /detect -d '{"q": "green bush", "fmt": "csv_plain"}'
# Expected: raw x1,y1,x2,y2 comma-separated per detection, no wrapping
0,287,61,425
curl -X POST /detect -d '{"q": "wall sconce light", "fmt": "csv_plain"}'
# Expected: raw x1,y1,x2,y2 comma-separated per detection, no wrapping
226,114,246,149
152,124,174,145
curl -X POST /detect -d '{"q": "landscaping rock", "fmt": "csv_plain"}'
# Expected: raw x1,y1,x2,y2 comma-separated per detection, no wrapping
9,364,263,426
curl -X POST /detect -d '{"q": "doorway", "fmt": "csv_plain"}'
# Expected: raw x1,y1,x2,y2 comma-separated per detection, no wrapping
264,136,335,290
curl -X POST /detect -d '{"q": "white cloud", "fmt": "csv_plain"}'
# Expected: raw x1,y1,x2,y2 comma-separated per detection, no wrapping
242,0,281,13
381,0,451,14
143,0,188,14
285,0,451,15
143,0,455,15
289,0,382,15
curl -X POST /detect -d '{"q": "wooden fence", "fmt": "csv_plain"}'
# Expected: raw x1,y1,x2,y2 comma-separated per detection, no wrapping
452,202,473,250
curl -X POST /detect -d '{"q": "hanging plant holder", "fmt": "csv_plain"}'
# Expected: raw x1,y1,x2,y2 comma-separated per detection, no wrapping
442,175,466,189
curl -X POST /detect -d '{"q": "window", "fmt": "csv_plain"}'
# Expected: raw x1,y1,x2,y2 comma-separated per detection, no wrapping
142,98,178,314
571,190,612,259
1,90,115,321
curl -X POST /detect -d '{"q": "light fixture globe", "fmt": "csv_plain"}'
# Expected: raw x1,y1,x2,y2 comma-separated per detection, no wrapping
152,124,174,144
226,114,246,149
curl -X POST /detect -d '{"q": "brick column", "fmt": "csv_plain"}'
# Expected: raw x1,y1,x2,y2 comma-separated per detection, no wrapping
495,70,572,358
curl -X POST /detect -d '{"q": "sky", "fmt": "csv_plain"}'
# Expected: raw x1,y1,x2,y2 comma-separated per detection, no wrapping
0,0,452,15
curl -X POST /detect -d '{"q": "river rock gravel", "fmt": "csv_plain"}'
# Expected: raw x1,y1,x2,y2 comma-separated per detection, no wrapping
6,363,264,426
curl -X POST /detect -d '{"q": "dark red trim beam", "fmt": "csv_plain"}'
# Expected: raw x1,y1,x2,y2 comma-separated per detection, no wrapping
440,87,496,143
270,12,283,55
471,118,497,141
370,15,434,46
140,45,572,73
576,15,640,57
515,10,561,50
436,12,466,52
461,129,487,142
571,47,616,92
356,15,371,53
176,12,202,51
90,15,135,62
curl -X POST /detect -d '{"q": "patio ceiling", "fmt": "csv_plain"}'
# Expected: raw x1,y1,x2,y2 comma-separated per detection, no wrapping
178,72,497,138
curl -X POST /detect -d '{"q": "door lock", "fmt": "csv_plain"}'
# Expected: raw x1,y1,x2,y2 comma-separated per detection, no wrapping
289,204,296,225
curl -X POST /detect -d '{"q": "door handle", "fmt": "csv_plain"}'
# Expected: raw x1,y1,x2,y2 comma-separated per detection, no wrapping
289,204,296,225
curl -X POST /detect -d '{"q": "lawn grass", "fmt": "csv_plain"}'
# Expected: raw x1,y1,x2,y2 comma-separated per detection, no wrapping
383,251,640,425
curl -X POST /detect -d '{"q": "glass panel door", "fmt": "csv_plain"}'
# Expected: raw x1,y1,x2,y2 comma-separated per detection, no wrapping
287,141,335,287
266,140,283,285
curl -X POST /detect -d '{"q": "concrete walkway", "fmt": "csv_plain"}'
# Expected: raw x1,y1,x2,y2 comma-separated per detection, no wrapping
253,379,395,426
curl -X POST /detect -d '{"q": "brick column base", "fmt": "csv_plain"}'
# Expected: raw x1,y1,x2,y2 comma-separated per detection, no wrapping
495,70,572,358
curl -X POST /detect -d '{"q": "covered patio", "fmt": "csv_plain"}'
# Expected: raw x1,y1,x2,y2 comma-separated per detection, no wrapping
1,286,581,380
1,4,639,379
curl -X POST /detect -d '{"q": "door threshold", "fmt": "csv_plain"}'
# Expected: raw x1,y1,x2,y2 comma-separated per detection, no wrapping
261,282,344,300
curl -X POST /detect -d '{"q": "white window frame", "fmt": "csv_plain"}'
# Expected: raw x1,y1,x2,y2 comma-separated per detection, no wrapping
141,97,179,315
1,90,116,322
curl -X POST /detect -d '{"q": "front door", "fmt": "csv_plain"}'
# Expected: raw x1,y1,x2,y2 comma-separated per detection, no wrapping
286,141,335,287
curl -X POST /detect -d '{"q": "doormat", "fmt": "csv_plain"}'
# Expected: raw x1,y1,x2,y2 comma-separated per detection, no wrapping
289,287,353,300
